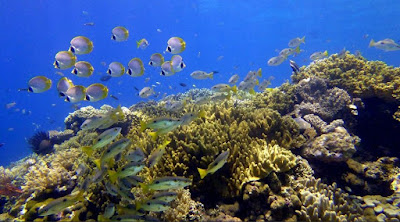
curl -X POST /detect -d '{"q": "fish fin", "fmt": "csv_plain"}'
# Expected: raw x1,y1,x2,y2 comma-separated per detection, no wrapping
249,88,256,95
231,85,238,94
369,39,375,47
197,168,208,179
93,159,101,169
226,92,231,100
208,72,214,80
149,131,158,141
136,41,140,48
108,170,118,183
198,110,206,119
295,46,300,53
82,146,93,156
257,68,262,77
255,79,260,85
162,139,171,148
140,121,147,132
323,50,328,56
301,36,305,43
139,183,149,193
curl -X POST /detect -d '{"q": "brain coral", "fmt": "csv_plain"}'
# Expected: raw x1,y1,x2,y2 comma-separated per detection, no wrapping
128,101,305,198
291,53,400,120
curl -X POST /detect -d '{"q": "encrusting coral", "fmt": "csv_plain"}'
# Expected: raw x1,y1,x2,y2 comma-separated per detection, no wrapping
291,53,400,121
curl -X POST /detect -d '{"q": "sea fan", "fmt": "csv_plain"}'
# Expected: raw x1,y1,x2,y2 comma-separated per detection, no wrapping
27,131,54,155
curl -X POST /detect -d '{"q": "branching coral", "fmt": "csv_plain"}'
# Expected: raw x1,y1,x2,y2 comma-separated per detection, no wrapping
128,101,305,198
294,177,365,222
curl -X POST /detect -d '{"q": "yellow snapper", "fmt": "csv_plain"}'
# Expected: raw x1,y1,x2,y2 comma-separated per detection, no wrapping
92,127,122,150
57,77,74,97
268,55,286,66
127,58,145,77
111,26,129,41
86,83,108,102
140,117,181,132
142,176,191,191
179,110,206,126
69,36,93,55
125,147,145,163
170,55,186,73
149,53,164,67
93,137,131,169
369,39,400,51
28,76,52,93
198,150,230,179
164,99,187,112
151,191,177,203
53,51,77,69
38,191,84,216
136,38,149,49
279,46,300,58
228,74,239,85
288,36,305,48
139,86,155,98
190,71,215,80
107,62,125,77
161,61,175,76
81,105,125,130
108,162,145,183
147,140,171,168
65,85,86,103
211,84,238,94
310,50,328,60
71,61,94,77
258,79,271,91
166,37,186,54
243,68,262,82
136,199,169,212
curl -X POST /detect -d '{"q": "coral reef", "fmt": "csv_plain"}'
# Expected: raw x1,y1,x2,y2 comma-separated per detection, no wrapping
129,101,305,198
27,131,53,155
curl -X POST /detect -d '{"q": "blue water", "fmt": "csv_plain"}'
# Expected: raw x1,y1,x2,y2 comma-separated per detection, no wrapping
0,0,399,166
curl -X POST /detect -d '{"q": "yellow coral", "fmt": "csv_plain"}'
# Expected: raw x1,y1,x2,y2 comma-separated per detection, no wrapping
292,53,400,120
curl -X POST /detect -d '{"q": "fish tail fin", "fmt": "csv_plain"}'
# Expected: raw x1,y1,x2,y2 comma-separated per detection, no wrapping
162,139,171,148
82,146,94,156
136,41,140,48
231,85,238,94
301,36,306,43
226,92,232,100
255,79,260,85
139,183,149,193
249,88,256,95
108,170,118,183
140,121,147,132
257,68,262,77
149,131,158,141
208,72,214,80
295,46,300,53
369,39,375,47
197,168,208,179
323,50,329,56
93,159,101,169
198,110,206,119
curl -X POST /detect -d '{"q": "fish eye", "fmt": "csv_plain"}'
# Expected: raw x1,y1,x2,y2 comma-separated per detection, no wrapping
112,35,116,40
28,87,33,92
69,46,75,53
55,61,60,68
59,92,65,97
85,95,90,101
66,97,71,102
128,69,132,75
107,69,111,74
63,198,67,202
167,46,171,52
72,69,78,75
180,63,184,68
155,181,160,184
147,202,151,205
161,71,165,76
